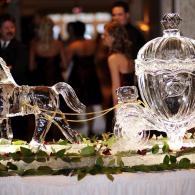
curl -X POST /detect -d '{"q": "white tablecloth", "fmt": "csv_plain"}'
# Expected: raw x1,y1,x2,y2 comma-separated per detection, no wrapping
0,170,195,195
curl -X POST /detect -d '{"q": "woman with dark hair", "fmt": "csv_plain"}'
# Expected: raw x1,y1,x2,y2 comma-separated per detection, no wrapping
102,21,134,105
65,21,102,137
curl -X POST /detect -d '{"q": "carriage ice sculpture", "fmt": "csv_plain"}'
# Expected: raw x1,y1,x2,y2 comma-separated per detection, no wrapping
114,13,195,150
0,57,85,146
113,86,160,150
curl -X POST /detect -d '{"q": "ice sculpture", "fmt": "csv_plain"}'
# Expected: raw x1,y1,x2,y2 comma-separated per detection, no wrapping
114,13,195,150
113,86,158,150
0,57,86,145
136,13,195,149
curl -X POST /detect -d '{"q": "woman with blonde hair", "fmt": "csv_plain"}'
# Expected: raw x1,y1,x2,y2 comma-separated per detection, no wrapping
102,21,134,105
29,16,66,86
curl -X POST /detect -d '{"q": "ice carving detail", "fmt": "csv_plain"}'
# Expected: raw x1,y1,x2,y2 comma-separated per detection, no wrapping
114,13,195,150
0,57,86,145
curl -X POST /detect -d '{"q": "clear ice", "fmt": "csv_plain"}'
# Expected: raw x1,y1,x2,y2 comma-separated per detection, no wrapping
114,13,195,150
0,57,86,145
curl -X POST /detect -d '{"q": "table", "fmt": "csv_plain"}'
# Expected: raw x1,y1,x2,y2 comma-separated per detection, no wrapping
0,170,195,195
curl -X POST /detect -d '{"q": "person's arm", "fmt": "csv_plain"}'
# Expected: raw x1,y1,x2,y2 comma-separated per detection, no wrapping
64,41,78,66
63,43,74,81
63,41,81,81
108,54,120,105
59,41,67,70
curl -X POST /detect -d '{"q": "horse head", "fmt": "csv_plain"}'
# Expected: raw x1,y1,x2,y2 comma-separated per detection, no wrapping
0,57,18,86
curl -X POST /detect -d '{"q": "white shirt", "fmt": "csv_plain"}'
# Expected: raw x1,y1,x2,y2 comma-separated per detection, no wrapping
1,40,10,48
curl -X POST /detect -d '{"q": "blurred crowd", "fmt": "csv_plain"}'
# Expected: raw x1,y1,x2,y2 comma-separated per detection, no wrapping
0,1,146,141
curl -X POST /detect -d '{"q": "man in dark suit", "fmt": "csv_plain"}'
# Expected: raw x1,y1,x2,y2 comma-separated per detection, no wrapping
111,1,145,59
0,14,31,141
0,14,29,85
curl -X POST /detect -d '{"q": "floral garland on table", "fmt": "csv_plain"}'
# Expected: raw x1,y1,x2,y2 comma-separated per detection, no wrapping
0,135,195,181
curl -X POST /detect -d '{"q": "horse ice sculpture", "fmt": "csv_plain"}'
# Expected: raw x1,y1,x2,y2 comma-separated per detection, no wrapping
0,57,86,145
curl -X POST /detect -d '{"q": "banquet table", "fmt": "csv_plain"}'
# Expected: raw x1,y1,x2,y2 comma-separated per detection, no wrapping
0,170,195,195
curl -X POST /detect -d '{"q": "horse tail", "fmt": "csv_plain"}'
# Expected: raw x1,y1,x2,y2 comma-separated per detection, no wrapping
52,82,86,113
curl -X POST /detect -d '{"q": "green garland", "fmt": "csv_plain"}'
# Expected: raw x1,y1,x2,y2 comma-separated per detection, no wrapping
0,137,195,181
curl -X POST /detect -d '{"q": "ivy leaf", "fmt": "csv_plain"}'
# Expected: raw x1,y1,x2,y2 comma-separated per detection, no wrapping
7,162,18,170
0,163,7,171
132,165,151,172
57,139,69,145
10,152,21,161
53,169,72,176
95,156,104,167
80,146,95,157
82,138,91,145
162,142,170,153
20,147,33,156
22,156,35,164
22,169,37,176
163,155,170,165
77,170,87,181
36,150,48,157
65,152,79,157
56,149,66,158
170,155,177,164
106,174,114,182
104,136,116,148
89,166,100,175
36,150,48,162
37,166,53,175
90,136,99,143
36,157,46,162
0,171,11,176
152,144,159,154
20,148,35,163
178,158,191,169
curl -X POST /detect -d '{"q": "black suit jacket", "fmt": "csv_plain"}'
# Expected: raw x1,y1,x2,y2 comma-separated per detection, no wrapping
0,38,29,85
125,23,146,59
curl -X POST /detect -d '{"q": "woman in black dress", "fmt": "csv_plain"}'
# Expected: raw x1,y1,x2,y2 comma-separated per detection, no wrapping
29,16,66,86
65,21,102,136
102,21,134,105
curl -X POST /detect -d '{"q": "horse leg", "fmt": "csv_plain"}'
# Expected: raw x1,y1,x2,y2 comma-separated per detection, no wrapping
31,113,52,145
53,116,82,143
0,118,13,141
